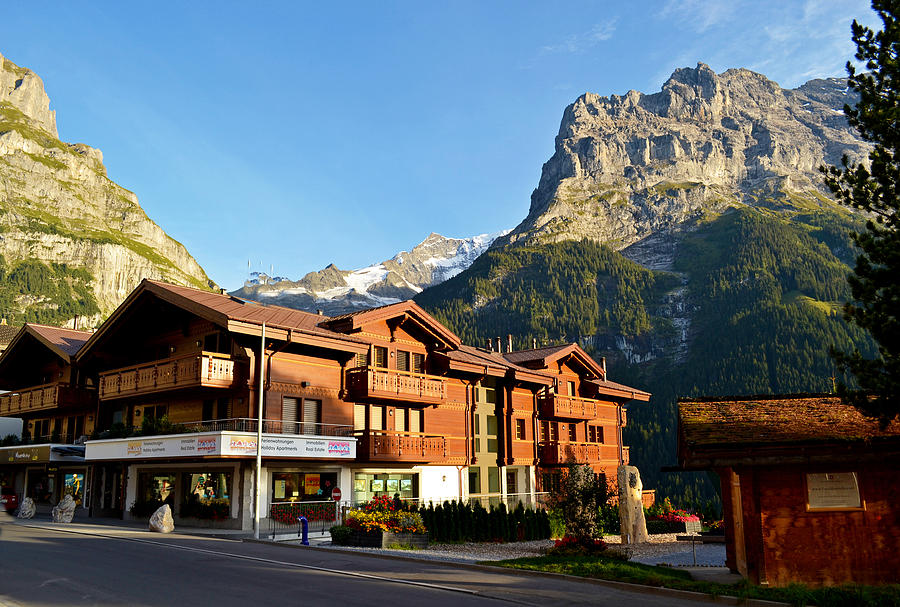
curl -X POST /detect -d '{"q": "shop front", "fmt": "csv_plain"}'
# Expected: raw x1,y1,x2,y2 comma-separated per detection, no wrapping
351,465,461,506
85,430,356,530
0,444,88,515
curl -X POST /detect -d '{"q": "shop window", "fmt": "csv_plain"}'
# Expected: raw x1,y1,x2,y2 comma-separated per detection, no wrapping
374,346,388,368
63,473,85,506
272,472,338,502
137,473,176,510
182,471,232,519
27,472,54,503
515,419,525,440
354,472,417,502
397,350,410,372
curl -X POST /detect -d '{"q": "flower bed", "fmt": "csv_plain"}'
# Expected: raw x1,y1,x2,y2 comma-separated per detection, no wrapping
334,496,428,547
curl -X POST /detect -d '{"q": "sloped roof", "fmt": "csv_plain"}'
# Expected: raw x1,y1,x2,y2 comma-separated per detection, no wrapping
441,345,554,384
0,323,20,346
589,378,651,401
503,342,607,379
324,300,461,349
77,279,369,360
0,324,92,366
678,395,900,467
503,344,573,365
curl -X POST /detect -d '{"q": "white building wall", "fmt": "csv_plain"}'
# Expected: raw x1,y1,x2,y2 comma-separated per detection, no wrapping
417,465,461,504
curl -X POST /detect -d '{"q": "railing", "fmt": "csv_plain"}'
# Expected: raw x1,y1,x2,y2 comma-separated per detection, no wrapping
539,441,620,464
140,418,354,438
0,383,94,415
99,352,242,400
537,392,618,421
345,366,446,404
269,500,340,538
354,429,446,462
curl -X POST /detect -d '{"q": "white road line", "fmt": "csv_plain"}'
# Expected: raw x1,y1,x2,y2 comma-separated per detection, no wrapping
17,524,507,601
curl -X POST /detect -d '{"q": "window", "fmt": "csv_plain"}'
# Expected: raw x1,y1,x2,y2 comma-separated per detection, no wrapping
568,380,576,396
182,471,232,518
549,422,558,442
145,405,167,421
374,346,388,368
515,419,525,440
397,350,410,372
282,397,299,429
568,423,577,441
271,472,338,502
588,426,604,443
487,467,500,493
395,408,406,432
468,469,481,494
540,421,548,442
411,352,425,374
355,352,369,368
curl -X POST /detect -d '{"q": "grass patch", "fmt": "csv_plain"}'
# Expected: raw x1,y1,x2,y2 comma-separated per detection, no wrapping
25,151,67,171
492,555,900,606
0,102,68,152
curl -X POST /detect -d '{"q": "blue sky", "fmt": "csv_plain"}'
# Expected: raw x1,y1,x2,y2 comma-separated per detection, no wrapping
2,1,877,289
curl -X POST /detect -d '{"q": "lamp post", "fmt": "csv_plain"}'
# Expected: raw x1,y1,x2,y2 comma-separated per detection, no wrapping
253,322,266,540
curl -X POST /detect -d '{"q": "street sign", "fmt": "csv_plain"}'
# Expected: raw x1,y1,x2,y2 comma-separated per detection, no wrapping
332,487,342,501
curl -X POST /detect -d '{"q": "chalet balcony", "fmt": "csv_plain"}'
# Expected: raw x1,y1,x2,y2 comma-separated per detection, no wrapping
345,366,446,405
354,430,447,462
0,383,94,415
99,352,243,401
539,441,620,465
538,393,617,421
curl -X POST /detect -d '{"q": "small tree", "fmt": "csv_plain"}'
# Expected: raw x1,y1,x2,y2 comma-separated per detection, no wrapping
547,461,611,543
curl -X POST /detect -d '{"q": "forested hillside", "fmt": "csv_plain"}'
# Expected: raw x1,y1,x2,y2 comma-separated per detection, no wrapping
416,206,875,507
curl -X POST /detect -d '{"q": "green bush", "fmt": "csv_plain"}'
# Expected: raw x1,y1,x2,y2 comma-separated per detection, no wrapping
329,525,353,545
416,500,551,543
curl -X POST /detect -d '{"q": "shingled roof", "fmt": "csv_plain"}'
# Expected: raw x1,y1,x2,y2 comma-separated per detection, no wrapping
678,394,900,468
0,324,92,365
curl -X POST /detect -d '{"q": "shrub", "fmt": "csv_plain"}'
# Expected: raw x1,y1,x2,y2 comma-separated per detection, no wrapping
547,462,613,543
329,525,353,545
547,535,608,556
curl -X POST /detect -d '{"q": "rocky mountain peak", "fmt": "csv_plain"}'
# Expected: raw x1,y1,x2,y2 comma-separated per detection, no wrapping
1,51,57,138
494,65,870,262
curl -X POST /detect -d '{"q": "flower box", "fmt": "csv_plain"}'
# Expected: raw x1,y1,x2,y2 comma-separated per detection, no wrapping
347,530,430,549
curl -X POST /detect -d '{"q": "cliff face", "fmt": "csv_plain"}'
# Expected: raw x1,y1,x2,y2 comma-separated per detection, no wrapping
0,51,213,321
494,63,869,265
233,230,508,315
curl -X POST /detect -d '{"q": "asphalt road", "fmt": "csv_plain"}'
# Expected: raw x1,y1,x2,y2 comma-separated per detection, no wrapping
0,520,715,607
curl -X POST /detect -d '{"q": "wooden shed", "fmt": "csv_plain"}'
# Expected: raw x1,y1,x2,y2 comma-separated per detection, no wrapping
677,394,900,587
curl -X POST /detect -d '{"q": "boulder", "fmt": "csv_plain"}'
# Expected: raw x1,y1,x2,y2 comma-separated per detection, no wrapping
51,494,76,523
617,465,649,544
17,497,35,519
149,504,174,533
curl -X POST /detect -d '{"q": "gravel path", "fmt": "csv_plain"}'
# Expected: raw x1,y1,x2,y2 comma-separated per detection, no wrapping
294,533,726,567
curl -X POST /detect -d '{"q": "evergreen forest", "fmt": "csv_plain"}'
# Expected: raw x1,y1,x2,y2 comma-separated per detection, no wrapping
416,205,876,510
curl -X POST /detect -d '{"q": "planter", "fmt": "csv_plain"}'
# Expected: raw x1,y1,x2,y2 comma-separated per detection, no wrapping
345,530,430,548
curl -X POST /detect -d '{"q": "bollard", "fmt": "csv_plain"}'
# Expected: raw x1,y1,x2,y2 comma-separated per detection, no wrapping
298,516,309,546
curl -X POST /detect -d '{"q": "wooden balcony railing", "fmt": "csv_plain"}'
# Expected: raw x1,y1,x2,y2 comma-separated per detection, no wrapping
99,352,242,400
538,441,620,465
354,430,447,462
538,393,618,421
0,383,94,415
345,367,446,405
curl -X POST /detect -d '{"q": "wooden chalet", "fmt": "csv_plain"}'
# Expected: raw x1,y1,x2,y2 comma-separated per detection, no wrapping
678,395,900,587
0,279,650,530
0,324,94,511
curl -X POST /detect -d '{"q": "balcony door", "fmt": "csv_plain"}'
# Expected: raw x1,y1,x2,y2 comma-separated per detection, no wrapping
282,397,298,434
301,399,321,435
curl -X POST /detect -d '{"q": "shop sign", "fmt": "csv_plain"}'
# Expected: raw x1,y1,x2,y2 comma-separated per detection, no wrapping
3,445,50,463
86,432,356,460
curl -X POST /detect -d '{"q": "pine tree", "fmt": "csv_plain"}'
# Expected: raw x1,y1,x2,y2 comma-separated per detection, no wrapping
823,0,900,422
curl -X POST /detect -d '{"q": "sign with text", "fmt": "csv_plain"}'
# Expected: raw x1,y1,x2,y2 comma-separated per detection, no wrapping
807,472,862,510
85,432,356,461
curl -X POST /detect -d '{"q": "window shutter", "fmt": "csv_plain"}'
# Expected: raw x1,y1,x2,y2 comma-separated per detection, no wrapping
301,399,320,434
355,352,369,368
371,406,384,430
397,350,410,372
282,397,298,430
395,408,406,432
409,409,422,433
353,404,366,430
374,346,387,368
412,353,424,374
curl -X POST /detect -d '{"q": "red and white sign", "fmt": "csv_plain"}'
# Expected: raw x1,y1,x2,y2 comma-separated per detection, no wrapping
331,487,342,501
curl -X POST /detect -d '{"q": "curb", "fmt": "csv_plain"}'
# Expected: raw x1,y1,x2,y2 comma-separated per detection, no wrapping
242,538,791,607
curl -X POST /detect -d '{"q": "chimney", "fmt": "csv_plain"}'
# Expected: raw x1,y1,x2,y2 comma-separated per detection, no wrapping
317,309,324,316
532,337,537,349
600,357,607,379
495,337,501,353
219,288,227,295
507,334,513,353
73,315,78,331
487,338,493,352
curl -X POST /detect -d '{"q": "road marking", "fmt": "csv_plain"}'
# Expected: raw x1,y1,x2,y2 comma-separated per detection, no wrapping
16,524,513,602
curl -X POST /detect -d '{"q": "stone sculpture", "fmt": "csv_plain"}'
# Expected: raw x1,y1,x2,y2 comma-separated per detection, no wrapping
149,504,175,533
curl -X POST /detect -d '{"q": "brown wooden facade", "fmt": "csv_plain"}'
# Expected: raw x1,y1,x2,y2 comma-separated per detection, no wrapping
679,395,900,587
0,279,650,525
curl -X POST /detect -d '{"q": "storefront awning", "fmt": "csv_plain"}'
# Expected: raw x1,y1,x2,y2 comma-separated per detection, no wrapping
1,443,86,464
